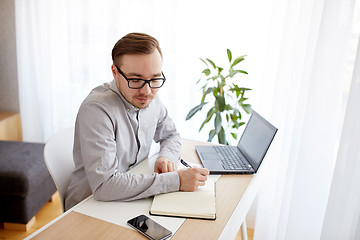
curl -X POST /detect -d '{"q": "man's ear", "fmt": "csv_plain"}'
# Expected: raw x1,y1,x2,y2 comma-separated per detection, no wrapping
111,64,117,79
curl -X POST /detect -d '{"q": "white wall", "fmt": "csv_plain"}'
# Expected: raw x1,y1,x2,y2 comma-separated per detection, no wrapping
0,0,19,112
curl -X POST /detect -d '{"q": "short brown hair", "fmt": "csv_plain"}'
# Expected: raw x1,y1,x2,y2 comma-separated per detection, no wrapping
112,32,162,66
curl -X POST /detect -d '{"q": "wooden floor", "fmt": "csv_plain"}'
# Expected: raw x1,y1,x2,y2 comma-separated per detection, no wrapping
0,192,62,240
0,191,253,240
236,228,254,240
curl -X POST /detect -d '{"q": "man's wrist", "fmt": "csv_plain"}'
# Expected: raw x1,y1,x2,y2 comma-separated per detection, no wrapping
157,171,180,192
157,154,178,164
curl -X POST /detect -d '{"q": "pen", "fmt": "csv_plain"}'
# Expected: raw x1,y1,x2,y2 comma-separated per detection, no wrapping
180,158,192,168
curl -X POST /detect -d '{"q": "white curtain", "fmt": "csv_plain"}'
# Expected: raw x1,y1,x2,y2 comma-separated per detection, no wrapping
253,0,360,239
15,0,360,239
15,0,268,143
320,20,360,240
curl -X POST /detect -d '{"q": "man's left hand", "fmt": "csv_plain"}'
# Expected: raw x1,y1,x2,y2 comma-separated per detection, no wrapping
154,157,177,173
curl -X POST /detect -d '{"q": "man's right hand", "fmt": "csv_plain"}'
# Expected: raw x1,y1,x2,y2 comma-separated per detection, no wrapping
177,167,210,191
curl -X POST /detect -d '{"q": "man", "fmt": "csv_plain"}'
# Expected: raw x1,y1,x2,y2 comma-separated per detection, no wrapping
65,33,209,211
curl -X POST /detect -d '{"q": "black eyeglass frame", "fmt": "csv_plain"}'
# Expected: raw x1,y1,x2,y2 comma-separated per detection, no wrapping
115,65,166,89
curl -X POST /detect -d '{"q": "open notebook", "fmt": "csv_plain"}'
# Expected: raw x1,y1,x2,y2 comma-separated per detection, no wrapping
149,178,216,220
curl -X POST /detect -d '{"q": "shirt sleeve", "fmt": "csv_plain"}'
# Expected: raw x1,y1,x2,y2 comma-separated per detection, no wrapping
153,100,182,163
76,102,180,202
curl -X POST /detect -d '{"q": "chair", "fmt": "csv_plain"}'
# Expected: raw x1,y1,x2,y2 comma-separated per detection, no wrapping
44,127,75,212
0,141,56,230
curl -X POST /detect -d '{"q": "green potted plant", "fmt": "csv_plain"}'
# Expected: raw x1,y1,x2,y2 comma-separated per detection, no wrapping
185,49,251,145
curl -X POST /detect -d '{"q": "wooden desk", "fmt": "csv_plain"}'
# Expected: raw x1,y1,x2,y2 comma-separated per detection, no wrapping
27,139,259,240
0,112,22,141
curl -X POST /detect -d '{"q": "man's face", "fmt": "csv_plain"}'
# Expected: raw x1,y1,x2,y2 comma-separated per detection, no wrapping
112,50,163,109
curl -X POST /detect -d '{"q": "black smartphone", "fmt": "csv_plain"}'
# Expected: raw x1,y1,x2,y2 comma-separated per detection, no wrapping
127,214,172,240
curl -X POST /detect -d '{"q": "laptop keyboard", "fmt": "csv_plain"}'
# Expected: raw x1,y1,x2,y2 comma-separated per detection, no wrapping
214,146,252,170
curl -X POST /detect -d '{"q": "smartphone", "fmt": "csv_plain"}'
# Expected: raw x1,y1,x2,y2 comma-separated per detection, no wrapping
127,214,172,240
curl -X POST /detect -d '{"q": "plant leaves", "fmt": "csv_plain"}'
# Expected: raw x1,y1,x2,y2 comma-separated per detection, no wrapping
237,70,248,74
208,129,216,142
202,69,211,76
218,127,226,144
199,107,216,131
229,87,252,92
211,74,222,81
215,95,226,112
206,58,216,69
200,58,208,66
195,50,250,144
205,87,215,94
185,102,208,120
232,121,245,129
230,112,237,122
218,67,223,75
237,110,242,120
201,93,206,103
241,104,252,114
226,104,233,111
231,132,238,140
229,69,237,78
214,113,222,133
228,69,248,78
231,56,245,68
227,49,232,62
201,87,208,103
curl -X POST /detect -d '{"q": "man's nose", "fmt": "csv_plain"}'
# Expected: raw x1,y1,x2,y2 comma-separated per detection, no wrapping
139,82,151,95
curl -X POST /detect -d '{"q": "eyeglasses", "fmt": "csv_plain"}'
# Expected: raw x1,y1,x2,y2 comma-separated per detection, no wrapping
115,65,166,89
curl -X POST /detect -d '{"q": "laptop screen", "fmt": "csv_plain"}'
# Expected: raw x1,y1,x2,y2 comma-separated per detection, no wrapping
237,111,277,171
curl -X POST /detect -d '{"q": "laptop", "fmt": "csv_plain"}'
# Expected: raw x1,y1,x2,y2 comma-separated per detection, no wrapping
196,111,277,174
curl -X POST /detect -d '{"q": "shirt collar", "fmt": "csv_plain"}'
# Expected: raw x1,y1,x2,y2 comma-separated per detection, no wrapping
109,80,141,115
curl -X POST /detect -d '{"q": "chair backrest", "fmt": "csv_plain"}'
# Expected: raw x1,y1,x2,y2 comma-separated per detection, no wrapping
44,127,75,212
